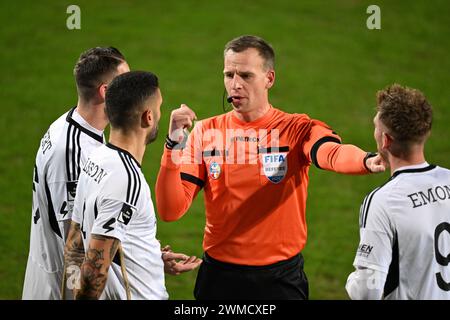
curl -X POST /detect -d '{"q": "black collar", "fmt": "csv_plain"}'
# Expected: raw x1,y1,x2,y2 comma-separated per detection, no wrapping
106,142,142,168
391,164,436,178
66,107,104,143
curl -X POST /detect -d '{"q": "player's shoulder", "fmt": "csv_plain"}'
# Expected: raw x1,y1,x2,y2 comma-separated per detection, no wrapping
364,174,400,205
91,144,142,188
35,109,72,162
359,178,397,230
432,165,450,176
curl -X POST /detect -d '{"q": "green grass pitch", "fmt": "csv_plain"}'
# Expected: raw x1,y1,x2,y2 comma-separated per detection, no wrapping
1,0,449,299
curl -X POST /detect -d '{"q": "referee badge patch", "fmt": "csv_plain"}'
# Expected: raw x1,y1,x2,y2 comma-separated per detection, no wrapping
118,203,134,225
261,153,288,183
209,161,221,180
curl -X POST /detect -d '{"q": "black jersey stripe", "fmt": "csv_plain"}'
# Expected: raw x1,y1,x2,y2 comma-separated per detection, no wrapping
383,231,399,297
118,151,133,205
94,199,98,220
34,164,39,184
125,154,141,206
71,126,78,182
44,175,62,238
75,128,81,178
310,136,341,169
359,195,369,228
359,191,372,228
361,173,401,228
66,107,103,143
361,186,381,228
124,154,139,206
65,123,73,181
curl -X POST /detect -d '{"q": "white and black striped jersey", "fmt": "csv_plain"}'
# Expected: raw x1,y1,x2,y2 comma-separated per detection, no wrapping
72,143,168,300
350,162,450,300
23,107,104,299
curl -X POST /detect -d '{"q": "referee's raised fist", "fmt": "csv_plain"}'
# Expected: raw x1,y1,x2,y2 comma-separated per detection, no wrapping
168,104,197,142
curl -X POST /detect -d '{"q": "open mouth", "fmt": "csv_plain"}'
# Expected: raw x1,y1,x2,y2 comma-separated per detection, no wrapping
230,96,244,102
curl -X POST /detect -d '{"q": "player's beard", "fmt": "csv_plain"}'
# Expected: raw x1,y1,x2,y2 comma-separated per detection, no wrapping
146,124,159,145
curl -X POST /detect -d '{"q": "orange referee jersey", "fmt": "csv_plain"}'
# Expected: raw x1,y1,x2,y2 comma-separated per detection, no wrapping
156,107,368,265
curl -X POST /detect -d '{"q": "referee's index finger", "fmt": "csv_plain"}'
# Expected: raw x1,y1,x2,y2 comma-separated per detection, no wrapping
180,104,197,120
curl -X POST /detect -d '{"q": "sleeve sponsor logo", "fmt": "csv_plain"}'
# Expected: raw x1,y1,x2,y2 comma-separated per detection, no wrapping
117,203,134,225
357,243,374,258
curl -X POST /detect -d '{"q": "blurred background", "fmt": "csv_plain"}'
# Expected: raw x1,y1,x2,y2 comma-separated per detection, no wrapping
1,0,449,299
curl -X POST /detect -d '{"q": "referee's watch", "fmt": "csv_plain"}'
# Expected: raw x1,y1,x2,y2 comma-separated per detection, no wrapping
165,134,179,150
363,152,378,172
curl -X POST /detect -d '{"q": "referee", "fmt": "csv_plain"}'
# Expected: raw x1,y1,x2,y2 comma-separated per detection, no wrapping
156,35,385,299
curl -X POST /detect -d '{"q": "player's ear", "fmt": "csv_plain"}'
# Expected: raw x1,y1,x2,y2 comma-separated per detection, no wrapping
99,84,108,100
382,132,393,150
141,108,153,128
266,70,275,89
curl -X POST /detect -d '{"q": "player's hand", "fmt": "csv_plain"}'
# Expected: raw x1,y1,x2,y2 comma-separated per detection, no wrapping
365,154,387,173
161,245,202,275
168,104,197,143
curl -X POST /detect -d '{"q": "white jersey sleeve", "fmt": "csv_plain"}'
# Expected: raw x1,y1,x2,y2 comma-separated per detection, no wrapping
354,189,395,273
89,173,136,242
91,198,134,242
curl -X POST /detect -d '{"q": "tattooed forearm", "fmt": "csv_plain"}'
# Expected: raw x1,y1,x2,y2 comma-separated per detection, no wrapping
63,222,85,296
77,247,106,299
76,234,119,300
64,222,85,267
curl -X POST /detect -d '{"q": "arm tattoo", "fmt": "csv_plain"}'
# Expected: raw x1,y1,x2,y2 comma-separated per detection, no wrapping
76,234,119,300
63,222,85,294
64,222,85,266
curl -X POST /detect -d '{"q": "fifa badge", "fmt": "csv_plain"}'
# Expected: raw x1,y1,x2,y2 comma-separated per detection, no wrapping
261,153,288,183
209,161,221,180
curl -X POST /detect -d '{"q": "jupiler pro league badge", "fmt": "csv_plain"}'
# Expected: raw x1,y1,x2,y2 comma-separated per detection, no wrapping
209,161,221,179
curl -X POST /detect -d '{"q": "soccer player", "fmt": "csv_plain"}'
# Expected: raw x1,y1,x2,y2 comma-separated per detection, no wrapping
155,35,385,299
346,84,450,300
22,47,130,300
65,71,201,300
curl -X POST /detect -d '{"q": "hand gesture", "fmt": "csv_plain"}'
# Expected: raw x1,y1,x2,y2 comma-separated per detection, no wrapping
161,245,202,276
168,104,197,143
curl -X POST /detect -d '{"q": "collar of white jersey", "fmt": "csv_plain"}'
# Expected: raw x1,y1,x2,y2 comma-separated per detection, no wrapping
392,162,436,178
66,107,104,143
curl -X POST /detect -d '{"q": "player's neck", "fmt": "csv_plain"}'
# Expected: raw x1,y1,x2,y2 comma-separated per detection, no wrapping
76,100,109,131
232,102,271,123
109,130,146,165
389,152,427,176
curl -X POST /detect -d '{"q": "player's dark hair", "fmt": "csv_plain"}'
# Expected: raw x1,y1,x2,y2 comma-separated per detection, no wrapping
74,47,126,102
224,35,275,70
377,83,433,157
105,71,159,131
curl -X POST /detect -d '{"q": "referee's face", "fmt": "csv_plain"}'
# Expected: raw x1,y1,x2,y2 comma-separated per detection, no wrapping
223,48,274,114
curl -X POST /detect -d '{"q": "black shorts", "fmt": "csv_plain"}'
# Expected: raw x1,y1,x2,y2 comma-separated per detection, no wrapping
194,252,309,300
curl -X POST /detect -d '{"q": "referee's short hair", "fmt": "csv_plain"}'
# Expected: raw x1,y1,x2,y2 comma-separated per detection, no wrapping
224,35,275,70
74,47,126,102
377,83,433,155
105,71,159,131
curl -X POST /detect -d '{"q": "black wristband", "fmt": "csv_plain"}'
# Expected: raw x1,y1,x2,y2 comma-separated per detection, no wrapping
363,152,378,172
165,134,179,150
